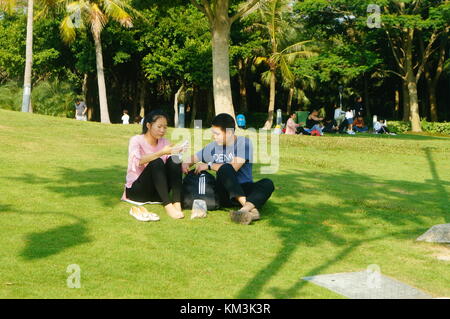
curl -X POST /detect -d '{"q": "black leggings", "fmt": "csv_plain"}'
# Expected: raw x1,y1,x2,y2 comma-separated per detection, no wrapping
126,157,182,206
216,164,275,209
376,127,391,134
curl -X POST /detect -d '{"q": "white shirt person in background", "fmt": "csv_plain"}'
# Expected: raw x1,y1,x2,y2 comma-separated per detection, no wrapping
122,109,130,125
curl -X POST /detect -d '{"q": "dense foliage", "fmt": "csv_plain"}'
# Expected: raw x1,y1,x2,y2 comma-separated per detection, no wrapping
0,0,449,127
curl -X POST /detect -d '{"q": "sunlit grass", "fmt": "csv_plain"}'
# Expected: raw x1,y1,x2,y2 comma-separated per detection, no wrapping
0,109,449,298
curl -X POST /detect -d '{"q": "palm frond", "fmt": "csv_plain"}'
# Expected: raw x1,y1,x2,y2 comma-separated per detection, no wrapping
36,0,66,18
282,51,316,64
60,15,77,43
281,40,314,54
102,0,132,28
279,56,294,84
254,56,268,65
0,0,16,13
90,3,107,37
260,70,271,86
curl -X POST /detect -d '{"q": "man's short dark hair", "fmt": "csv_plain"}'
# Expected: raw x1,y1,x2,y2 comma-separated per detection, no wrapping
212,113,235,132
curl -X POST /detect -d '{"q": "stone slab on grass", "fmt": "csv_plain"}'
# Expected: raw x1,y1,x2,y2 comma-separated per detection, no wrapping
417,224,450,243
303,271,432,299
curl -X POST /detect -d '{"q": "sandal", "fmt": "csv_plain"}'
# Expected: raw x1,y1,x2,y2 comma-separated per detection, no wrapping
129,206,159,222
138,206,160,221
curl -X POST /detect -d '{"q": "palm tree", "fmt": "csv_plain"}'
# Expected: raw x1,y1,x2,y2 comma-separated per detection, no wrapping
253,0,315,129
1,0,34,113
189,0,261,120
60,0,133,123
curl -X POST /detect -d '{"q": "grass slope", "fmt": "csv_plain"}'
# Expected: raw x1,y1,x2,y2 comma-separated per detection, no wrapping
0,109,449,298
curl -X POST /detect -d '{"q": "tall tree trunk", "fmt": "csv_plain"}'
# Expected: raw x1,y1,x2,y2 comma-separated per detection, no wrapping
406,74,421,132
424,37,447,122
206,88,214,125
287,87,294,115
237,58,248,113
190,85,198,128
263,68,276,129
363,73,371,118
93,32,110,123
139,77,146,118
21,0,33,113
402,81,410,122
405,29,421,132
82,73,93,121
174,84,184,128
428,84,438,122
211,3,235,119
394,89,400,120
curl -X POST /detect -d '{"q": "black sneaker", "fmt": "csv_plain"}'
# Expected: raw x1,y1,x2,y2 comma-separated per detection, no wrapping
230,210,253,225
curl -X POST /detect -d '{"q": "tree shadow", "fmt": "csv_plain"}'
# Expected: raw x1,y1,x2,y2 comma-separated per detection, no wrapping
1,166,118,260
20,222,90,261
0,202,91,260
423,147,449,223
5,165,126,208
238,147,449,298
324,133,450,141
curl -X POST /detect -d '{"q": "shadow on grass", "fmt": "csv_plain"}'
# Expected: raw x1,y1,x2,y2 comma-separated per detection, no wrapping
6,165,125,208
324,132,449,141
20,222,90,261
0,201,91,260
239,148,449,298
423,147,449,222
2,166,122,260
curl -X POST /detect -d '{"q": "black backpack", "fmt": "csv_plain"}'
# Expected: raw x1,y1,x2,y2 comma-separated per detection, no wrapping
182,170,219,210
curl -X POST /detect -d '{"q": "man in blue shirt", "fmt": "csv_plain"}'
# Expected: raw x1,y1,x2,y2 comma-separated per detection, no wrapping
182,113,275,225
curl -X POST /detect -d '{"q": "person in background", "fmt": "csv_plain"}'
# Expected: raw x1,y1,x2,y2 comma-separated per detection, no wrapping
236,113,246,129
354,96,365,118
285,112,300,135
185,105,192,127
74,99,87,121
134,115,143,124
305,109,324,135
122,110,130,125
345,107,355,134
322,118,339,134
333,103,346,128
374,119,396,135
353,116,368,133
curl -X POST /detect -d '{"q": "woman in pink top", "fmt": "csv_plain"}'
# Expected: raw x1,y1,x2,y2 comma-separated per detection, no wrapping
123,110,184,219
285,113,300,135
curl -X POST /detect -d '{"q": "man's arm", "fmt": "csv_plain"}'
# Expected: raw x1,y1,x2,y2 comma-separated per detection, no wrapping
311,114,324,121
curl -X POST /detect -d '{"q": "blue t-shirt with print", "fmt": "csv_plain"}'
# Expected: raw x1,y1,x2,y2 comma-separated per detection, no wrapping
196,136,253,184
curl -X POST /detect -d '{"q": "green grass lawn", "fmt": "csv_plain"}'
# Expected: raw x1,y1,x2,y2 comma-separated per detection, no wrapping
0,109,449,299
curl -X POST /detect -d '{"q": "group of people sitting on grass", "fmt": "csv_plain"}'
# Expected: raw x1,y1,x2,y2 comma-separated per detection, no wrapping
121,110,275,225
285,97,396,136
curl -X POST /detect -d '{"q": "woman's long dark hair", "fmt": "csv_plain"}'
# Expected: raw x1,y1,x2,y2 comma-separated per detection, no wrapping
142,109,169,134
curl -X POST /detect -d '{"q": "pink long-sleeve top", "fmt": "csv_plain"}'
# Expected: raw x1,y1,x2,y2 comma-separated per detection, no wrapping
121,134,169,200
285,118,300,135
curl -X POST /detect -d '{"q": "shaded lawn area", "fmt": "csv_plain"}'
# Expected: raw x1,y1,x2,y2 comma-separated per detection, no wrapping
0,109,449,298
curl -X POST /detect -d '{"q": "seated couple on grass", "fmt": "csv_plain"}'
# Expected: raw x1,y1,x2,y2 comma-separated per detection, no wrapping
121,110,275,225
285,110,326,136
